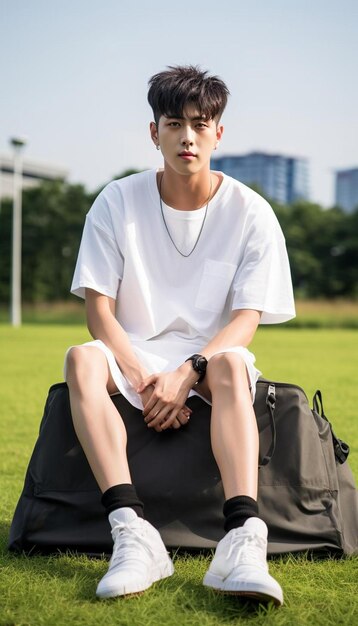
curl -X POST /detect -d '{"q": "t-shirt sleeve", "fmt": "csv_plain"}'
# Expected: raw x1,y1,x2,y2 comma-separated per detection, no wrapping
232,203,296,324
70,187,124,300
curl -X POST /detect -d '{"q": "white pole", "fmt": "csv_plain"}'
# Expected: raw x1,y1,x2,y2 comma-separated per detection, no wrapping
10,137,26,327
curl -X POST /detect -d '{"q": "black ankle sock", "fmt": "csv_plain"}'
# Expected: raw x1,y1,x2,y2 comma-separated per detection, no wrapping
223,495,259,532
101,484,144,518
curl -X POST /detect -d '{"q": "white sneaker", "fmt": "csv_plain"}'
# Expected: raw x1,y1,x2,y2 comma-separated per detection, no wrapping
96,508,174,599
203,517,283,606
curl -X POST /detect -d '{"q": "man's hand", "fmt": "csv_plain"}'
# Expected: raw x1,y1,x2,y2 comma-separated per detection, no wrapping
137,364,198,431
138,381,192,432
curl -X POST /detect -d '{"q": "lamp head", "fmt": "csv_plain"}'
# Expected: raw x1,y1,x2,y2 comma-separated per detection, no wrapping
10,136,28,149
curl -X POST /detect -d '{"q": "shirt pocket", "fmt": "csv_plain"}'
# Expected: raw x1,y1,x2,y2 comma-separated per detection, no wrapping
195,259,237,313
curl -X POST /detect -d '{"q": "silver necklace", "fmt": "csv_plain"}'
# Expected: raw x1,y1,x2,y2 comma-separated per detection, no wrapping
159,174,212,258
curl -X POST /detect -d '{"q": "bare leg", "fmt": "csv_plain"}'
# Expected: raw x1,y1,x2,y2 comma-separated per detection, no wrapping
65,346,131,492
198,352,259,500
197,353,283,605
65,345,175,600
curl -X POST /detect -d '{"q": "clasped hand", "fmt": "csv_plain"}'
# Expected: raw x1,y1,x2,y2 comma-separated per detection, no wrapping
137,369,193,432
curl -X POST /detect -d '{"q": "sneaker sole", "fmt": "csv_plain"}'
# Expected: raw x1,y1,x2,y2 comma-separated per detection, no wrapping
203,573,283,606
96,559,174,599
212,588,282,606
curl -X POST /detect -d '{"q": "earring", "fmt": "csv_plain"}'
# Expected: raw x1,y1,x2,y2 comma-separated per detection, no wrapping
215,142,219,150
156,145,160,151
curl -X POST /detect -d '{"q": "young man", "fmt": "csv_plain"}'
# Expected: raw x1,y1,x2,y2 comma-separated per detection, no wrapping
65,65,295,605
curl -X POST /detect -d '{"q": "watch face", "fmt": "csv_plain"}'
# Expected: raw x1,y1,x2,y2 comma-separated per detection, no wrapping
193,356,207,374
195,355,207,373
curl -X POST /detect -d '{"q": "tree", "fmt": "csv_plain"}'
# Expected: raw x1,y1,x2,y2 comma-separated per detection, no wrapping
0,180,91,303
0,174,357,305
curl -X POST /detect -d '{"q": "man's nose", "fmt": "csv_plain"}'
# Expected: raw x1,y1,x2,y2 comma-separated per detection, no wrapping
181,127,194,146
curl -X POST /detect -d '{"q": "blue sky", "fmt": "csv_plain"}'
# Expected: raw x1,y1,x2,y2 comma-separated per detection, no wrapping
1,0,357,205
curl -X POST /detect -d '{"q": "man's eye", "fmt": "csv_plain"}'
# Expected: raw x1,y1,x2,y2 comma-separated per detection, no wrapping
196,123,208,129
168,122,180,127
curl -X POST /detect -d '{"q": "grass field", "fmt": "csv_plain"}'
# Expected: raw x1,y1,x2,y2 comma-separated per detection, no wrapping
1,299,358,327
0,324,357,625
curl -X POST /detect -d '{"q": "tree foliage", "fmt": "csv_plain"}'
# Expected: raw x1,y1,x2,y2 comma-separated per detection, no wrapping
0,173,357,304
272,200,358,298
0,180,91,303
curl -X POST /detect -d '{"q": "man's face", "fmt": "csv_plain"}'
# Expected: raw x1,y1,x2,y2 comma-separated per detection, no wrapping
150,107,223,176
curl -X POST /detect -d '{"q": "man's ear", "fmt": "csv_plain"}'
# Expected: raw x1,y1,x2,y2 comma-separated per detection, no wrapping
150,121,159,147
216,124,224,142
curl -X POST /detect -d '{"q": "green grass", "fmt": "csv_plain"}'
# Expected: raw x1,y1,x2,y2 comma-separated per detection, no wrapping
1,298,358,327
0,325,357,625
286,300,358,329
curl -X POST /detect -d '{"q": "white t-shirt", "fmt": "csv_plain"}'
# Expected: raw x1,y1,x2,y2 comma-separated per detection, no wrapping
70,169,295,406
161,201,207,257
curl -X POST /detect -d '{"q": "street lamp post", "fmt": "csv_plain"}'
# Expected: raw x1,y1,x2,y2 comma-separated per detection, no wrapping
10,136,27,327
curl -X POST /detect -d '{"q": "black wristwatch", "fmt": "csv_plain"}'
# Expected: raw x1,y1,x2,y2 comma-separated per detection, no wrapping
185,354,208,383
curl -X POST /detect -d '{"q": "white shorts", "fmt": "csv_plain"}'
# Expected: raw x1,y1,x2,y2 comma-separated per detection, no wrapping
64,340,261,410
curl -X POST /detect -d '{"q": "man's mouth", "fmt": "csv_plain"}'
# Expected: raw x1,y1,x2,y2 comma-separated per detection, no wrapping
179,151,196,158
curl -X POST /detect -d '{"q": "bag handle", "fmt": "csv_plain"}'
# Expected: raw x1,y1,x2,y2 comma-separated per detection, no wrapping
313,389,326,417
259,384,277,467
313,390,350,464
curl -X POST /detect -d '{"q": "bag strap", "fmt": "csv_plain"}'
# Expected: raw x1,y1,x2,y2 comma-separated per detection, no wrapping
260,384,277,467
313,390,350,464
313,389,326,418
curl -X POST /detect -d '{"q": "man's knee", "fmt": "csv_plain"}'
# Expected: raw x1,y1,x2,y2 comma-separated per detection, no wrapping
65,346,104,384
207,352,247,388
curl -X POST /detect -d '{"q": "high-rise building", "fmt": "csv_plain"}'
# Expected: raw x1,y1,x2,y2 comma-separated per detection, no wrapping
335,168,358,213
0,155,68,200
211,151,309,205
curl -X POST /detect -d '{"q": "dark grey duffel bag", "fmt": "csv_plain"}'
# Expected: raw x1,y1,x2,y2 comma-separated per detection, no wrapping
8,379,358,556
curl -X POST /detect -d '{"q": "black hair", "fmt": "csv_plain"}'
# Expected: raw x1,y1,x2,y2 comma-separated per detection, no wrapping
147,65,230,125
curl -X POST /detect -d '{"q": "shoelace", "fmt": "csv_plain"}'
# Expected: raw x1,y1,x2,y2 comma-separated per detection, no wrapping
227,531,267,568
110,520,155,567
